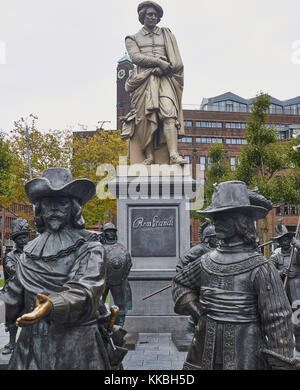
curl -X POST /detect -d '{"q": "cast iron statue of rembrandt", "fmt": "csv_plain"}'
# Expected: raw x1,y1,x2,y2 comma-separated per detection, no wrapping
121,1,187,165
172,181,295,370
0,168,123,370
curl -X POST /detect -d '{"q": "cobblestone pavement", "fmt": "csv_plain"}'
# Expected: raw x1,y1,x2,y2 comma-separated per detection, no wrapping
0,322,186,370
123,333,186,370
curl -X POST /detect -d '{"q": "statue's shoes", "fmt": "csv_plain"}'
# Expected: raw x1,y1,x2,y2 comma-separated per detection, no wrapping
2,345,14,355
170,154,188,165
142,157,154,165
2,348,11,355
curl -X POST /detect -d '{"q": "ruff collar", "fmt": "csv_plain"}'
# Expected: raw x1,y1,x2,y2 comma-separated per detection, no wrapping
24,226,86,261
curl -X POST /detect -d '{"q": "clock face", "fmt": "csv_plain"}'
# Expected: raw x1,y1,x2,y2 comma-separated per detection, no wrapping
118,69,126,79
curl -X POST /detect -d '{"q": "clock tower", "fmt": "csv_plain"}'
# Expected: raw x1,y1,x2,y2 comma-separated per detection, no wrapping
116,53,134,130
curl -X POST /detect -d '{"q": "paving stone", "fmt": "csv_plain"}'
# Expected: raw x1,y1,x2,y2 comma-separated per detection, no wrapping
0,325,188,371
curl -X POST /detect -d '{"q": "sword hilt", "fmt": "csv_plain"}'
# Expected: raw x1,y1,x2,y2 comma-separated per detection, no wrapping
108,305,120,332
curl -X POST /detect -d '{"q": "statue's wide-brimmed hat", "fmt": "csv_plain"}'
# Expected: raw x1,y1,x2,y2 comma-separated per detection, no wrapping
271,223,294,241
138,1,163,18
11,218,30,239
197,181,271,221
103,222,117,231
25,168,95,206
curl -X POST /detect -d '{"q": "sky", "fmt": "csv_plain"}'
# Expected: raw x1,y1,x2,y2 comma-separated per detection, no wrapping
0,0,299,133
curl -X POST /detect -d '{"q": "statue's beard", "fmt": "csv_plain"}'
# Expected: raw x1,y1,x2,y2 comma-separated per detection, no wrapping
44,216,68,232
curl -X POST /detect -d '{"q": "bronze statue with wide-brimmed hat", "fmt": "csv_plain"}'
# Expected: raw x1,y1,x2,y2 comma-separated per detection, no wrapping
172,181,295,370
0,168,127,370
269,218,300,352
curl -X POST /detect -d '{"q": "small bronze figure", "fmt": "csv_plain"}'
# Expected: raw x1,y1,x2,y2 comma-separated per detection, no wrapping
121,1,186,165
0,168,126,370
177,219,217,271
2,218,30,355
172,181,294,370
269,219,300,352
101,223,132,327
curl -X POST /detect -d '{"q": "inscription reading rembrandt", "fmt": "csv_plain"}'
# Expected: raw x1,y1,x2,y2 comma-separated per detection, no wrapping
130,208,177,258
132,216,174,229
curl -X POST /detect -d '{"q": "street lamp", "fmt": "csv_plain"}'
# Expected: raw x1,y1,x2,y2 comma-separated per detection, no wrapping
21,114,38,181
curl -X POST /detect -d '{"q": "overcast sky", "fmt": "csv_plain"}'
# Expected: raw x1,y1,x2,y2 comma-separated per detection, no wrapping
0,0,299,133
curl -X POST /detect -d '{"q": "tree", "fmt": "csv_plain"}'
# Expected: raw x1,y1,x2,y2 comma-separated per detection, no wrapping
71,129,128,228
233,93,299,254
5,119,72,206
205,143,232,202
191,143,232,222
234,93,295,202
0,131,13,198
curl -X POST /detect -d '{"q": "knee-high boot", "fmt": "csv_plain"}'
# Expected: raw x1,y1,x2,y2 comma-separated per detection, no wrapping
163,120,187,165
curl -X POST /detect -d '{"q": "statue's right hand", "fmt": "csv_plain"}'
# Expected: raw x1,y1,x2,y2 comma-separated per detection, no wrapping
188,301,201,323
158,59,172,73
152,67,164,76
16,294,51,327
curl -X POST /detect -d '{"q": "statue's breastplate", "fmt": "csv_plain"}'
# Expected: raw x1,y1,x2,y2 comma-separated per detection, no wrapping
198,253,267,323
135,31,167,58
103,243,132,286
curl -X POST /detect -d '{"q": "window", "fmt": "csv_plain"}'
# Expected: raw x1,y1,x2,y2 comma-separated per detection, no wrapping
230,157,236,171
196,121,222,128
276,204,299,216
269,104,283,114
226,122,246,129
196,137,222,144
284,204,289,215
200,156,206,171
184,155,190,164
178,137,192,143
207,157,211,169
291,205,298,216
226,138,247,145
184,120,193,127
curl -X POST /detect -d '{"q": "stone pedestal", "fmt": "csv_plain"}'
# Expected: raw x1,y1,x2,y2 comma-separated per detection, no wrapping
106,165,200,333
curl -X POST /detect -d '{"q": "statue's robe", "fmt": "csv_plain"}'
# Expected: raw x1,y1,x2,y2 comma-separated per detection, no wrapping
173,247,294,370
1,227,110,370
270,246,300,347
122,26,185,153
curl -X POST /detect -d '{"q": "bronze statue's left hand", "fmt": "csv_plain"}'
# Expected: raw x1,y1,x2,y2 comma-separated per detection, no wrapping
16,294,51,327
291,237,300,251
